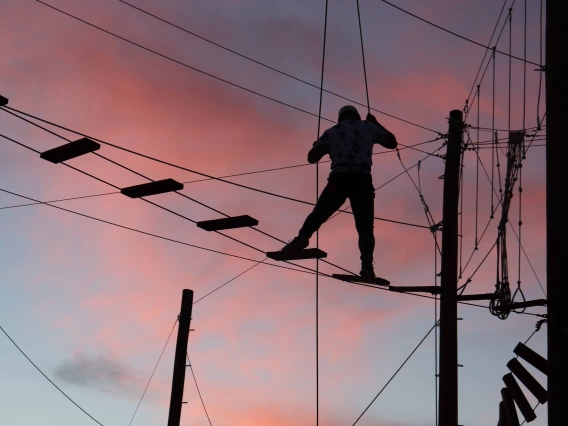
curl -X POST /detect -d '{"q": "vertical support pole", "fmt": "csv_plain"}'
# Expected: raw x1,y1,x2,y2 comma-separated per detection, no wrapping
439,110,463,426
546,0,568,425
167,289,194,426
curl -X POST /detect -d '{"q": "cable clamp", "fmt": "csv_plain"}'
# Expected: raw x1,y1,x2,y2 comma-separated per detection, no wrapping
430,221,443,233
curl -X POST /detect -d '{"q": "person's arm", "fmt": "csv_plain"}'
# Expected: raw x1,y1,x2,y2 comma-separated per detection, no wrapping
307,145,327,163
307,131,330,163
366,113,398,149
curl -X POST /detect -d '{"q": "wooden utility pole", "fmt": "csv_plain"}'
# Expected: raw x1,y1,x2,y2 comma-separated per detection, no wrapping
167,289,194,426
546,0,568,424
439,110,463,426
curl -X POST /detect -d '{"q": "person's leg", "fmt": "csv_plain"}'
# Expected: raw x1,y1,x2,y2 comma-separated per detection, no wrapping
298,178,347,239
348,174,375,272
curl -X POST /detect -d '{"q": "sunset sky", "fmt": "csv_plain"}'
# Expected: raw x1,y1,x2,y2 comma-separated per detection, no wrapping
0,0,548,425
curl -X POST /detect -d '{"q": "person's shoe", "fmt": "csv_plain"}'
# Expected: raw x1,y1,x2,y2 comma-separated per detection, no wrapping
360,265,376,280
282,236,309,251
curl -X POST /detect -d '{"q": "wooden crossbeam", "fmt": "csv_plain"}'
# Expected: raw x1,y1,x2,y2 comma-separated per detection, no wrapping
456,293,498,301
514,342,548,375
266,248,327,261
121,179,183,198
503,373,537,423
494,299,547,311
40,138,100,163
332,274,390,286
507,358,547,404
196,215,258,231
389,286,441,294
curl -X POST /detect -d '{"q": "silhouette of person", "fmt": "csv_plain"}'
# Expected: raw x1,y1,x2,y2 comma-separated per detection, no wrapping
282,105,398,279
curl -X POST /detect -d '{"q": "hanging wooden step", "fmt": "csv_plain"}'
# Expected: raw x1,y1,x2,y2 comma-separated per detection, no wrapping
266,248,327,261
332,274,390,286
40,137,100,163
494,299,547,311
456,293,498,301
0,95,8,106
121,179,183,198
501,387,520,426
513,343,547,375
506,358,547,404
502,373,537,423
389,286,441,294
197,215,258,231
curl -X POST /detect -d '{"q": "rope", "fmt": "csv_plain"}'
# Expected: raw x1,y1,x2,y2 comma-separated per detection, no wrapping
356,0,370,114
379,0,539,66
315,2,329,424
0,106,431,230
117,0,441,135
186,354,214,426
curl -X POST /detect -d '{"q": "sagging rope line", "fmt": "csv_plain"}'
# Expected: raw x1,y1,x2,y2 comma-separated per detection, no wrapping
35,0,445,142
0,106,431,230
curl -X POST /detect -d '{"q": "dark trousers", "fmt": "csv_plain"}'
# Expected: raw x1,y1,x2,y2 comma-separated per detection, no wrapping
298,172,375,266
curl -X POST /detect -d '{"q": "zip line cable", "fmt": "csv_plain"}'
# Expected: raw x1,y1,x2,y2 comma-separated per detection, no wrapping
351,320,439,426
186,354,214,426
35,0,444,151
116,0,441,135
379,0,539,66
0,106,431,230
0,325,105,426
314,2,329,424
129,318,178,426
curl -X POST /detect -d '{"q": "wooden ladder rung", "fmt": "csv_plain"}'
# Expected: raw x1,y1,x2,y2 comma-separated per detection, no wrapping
389,286,441,294
121,179,183,198
40,137,100,163
196,215,258,231
332,274,390,286
266,248,327,261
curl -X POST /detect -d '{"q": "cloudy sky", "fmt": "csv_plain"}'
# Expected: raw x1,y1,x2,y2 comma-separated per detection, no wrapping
1,0,548,425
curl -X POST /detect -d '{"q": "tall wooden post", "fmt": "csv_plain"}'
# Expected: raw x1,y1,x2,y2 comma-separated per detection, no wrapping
546,0,568,424
167,289,194,426
439,110,463,426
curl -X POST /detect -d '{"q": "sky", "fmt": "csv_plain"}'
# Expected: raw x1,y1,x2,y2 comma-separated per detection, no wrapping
0,0,549,425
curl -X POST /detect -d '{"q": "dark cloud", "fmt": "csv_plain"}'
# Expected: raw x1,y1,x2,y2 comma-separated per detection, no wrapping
54,353,142,397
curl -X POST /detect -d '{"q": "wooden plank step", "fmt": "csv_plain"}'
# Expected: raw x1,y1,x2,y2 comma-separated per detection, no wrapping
121,178,183,198
389,286,441,294
456,293,498,301
332,274,390,286
514,343,547,375
40,137,100,163
197,215,258,231
502,373,537,423
507,358,547,404
494,299,547,311
266,248,327,261
0,95,8,106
